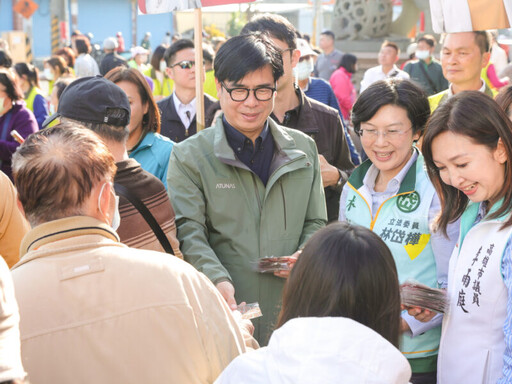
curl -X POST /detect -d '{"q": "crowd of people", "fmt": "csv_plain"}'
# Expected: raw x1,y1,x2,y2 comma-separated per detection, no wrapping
1,12,512,384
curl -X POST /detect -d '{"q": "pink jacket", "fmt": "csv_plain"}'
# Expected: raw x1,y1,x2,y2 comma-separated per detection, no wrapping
330,67,356,121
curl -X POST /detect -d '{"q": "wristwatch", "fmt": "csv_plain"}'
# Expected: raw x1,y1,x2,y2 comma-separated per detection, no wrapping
336,169,344,188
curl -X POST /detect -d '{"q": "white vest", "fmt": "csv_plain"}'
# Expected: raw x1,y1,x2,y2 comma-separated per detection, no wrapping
438,204,512,383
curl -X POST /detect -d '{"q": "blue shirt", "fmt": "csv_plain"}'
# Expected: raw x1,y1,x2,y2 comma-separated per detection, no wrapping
129,131,174,189
32,94,49,130
223,116,274,186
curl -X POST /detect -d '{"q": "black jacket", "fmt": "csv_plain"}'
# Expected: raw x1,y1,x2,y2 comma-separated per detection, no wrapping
157,93,217,143
99,52,127,76
271,88,354,221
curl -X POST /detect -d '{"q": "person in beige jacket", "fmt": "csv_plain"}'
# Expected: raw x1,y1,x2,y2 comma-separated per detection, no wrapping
10,124,256,384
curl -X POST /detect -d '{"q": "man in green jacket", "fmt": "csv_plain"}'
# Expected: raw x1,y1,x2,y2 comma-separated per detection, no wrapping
167,33,327,344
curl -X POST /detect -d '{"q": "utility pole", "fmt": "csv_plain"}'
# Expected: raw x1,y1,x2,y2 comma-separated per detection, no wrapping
131,0,137,49
50,0,70,52
312,0,322,46
70,0,79,32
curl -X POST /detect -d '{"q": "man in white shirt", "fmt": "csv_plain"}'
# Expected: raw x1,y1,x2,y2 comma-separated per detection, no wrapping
359,41,409,93
157,39,216,142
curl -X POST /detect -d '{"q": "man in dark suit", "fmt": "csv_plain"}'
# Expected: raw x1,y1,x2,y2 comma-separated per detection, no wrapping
157,39,216,142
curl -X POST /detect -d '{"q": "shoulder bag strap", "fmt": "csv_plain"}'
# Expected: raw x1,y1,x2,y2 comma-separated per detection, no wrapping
418,62,438,94
114,183,175,255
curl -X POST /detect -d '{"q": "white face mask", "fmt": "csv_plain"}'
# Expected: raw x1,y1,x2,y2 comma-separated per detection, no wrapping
98,182,121,231
0,97,5,116
159,60,167,73
111,194,120,231
294,58,314,81
415,50,430,60
44,68,54,81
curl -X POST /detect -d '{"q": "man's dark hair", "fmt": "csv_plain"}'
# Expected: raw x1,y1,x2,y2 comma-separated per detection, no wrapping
321,30,335,40
62,112,129,143
418,34,436,48
241,13,297,50
54,78,74,100
214,33,284,84
381,40,400,55
75,36,91,55
202,43,215,65
163,39,194,66
473,30,491,54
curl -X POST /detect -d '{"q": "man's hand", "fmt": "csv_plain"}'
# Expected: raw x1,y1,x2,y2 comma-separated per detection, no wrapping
318,154,340,188
400,318,411,333
232,304,255,336
273,250,301,279
402,304,437,323
216,280,237,310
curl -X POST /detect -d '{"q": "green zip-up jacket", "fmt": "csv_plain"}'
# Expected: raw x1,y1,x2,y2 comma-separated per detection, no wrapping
167,115,327,344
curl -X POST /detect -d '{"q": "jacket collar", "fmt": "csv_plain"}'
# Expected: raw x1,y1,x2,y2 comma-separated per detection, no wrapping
18,216,119,261
348,147,419,194
214,113,297,156
130,130,155,153
161,93,182,123
295,87,319,133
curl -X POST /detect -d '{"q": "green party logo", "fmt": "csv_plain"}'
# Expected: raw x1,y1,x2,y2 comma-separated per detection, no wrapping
397,192,420,213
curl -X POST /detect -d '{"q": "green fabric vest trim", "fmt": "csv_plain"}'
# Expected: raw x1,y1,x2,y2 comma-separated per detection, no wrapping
347,150,417,193
25,86,41,112
458,199,508,255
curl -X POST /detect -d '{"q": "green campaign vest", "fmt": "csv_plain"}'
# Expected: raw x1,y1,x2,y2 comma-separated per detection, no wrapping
343,155,440,360
25,86,44,113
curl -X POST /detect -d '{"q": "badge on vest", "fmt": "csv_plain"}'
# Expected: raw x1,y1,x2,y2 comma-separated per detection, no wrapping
396,191,421,213
379,218,431,261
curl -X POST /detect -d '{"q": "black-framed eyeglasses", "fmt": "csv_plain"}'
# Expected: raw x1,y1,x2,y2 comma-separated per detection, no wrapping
278,48,294,57
170,60,203,70
221,82,276,102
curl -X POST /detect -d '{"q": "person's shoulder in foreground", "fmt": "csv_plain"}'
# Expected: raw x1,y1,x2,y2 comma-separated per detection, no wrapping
216,317,411,384
10,123,255,383
0,171,29,268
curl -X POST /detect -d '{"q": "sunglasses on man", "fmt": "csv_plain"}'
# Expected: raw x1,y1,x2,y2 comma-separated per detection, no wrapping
170,60,205,70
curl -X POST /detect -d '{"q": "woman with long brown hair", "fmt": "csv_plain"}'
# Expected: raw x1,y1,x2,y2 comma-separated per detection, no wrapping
216,222,410,383
105,66,174,188
421,91,512,383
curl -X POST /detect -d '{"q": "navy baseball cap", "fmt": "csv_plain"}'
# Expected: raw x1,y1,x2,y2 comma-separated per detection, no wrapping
42,75,131,128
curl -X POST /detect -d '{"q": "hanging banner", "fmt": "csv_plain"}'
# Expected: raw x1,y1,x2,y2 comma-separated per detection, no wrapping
138,0,254,14
429,0,512,33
